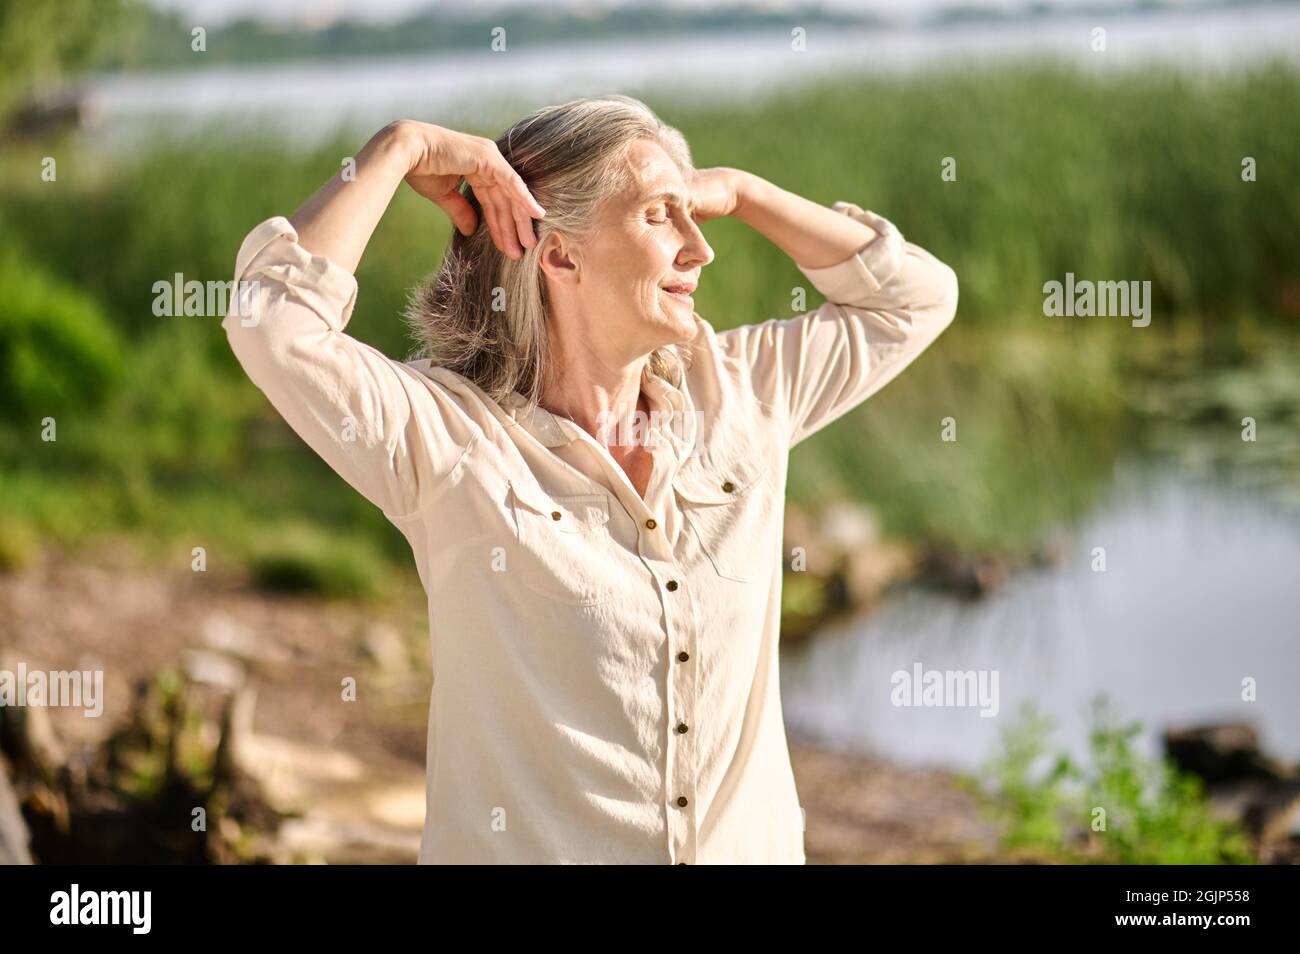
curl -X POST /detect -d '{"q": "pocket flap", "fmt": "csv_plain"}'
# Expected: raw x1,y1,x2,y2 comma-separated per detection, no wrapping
508,479,610,531
673,453,765,506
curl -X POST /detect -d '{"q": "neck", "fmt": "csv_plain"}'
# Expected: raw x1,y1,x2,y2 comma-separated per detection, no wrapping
540,338,649,454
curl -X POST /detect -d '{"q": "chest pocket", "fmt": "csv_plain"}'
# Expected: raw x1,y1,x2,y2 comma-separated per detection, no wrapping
673,452,775,584
507,479,620,606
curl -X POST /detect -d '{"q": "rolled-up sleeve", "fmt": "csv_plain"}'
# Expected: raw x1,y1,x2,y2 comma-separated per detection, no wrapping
719,200,958,448
221,216,469,520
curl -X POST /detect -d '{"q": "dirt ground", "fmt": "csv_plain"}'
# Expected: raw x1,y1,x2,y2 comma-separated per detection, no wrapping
1,538,1000,864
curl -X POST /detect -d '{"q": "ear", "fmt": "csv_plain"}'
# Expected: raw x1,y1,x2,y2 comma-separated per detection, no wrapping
537,230,580,289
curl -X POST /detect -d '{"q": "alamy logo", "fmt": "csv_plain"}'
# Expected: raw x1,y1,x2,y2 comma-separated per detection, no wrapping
152,273,261,325
1042,272,1151,327
50,884,151,934
594,407,708,458
890,663,1000,718
0,664,103,717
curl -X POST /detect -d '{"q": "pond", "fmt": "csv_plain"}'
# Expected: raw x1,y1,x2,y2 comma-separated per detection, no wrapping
780,469,1300,772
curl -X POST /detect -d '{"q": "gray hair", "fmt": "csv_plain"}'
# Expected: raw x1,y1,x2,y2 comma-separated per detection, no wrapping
404,94,695,409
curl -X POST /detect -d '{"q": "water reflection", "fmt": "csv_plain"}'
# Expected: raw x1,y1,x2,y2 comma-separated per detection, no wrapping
781,471,1300,771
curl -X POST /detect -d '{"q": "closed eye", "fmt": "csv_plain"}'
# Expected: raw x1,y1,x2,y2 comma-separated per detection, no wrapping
644,196,697,226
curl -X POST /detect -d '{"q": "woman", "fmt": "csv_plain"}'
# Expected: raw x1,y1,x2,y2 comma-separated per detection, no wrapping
223,94,958,864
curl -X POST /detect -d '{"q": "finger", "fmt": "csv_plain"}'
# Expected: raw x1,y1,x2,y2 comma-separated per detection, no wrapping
484,151,543,218
494,194,526,259
433,189,478,236
482,192,522,260
510,196,537,251
508,170,547,219
477,192,505,252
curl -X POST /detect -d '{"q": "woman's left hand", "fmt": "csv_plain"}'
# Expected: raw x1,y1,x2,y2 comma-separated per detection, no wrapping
688,167,751,223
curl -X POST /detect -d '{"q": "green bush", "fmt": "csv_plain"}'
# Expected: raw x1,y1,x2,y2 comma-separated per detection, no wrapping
0,243,124,420
973,696,1256,864
248,527,384,600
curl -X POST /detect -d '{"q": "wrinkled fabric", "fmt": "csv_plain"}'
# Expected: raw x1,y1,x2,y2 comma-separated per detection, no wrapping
222,201,958,864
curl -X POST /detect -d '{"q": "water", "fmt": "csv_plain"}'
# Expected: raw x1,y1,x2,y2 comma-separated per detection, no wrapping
81,5,1300,152
780,471,1300,772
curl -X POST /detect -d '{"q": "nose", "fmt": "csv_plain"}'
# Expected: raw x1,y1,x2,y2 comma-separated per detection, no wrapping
677,215,714,269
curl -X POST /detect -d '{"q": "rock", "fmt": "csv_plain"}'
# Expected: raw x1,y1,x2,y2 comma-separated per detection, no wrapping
234,731,425,864
1255,787,1300,864
1207,777,1300,863
782,504,837,577
200,612,291,666
1164,722,1300,863
780,501,921,645
0,755,33,864
817,501,880,552
918,547,1014,598
182,649,246,693
1163,722,1291,785
214,685,258,787
842,540,917,607
275,814,420,865
360,623,409,673
0,662,69,784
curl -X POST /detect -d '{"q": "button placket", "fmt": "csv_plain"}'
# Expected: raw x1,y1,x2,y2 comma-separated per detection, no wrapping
661,549,699,865
623,441,695,864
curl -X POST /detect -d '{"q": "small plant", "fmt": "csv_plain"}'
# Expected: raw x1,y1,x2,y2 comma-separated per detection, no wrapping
0,516,39,572
973,695,1255,864
248,527,383,600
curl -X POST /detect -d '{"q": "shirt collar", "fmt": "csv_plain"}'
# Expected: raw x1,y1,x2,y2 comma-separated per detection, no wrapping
503,364,689,452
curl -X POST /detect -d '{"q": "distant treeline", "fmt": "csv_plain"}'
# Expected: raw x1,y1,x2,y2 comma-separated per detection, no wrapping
102,3,876,71
94,0,1297,72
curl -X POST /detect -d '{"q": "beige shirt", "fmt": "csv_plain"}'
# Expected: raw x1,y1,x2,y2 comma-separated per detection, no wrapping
222,200,958,864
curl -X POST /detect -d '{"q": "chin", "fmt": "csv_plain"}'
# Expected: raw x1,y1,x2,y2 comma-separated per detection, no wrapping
657,306,698,344
631,304,696,352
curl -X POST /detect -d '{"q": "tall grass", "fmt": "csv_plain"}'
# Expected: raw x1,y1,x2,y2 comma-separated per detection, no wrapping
2,61,1298,583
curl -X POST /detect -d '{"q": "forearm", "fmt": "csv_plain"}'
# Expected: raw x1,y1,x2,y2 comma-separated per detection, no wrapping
289,122,415,274
732,171,880,271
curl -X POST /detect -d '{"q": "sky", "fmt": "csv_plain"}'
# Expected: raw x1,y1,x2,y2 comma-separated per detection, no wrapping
149,0,1152,28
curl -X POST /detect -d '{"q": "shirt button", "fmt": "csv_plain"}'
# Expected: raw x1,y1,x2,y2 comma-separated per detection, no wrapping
677,650,689,662
666,579,679,592
645,518,658,530
676,722,689,734
721,480,735,493
550,511,561,521
676,796,688,807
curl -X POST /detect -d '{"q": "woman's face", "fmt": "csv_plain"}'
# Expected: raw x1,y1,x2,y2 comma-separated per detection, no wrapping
546,139,714,357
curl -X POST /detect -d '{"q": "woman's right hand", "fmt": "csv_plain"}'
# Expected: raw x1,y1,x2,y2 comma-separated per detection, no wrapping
391,120,547,261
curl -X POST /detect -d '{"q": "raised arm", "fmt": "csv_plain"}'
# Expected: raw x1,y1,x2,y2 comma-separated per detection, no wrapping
221,121,546,519
289,119,545,269
698,169,958,447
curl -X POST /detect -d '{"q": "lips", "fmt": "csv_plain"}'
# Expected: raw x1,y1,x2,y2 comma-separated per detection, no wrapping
661,281,697,305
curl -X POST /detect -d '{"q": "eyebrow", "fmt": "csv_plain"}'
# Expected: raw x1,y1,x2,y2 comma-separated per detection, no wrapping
641,189,696,214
